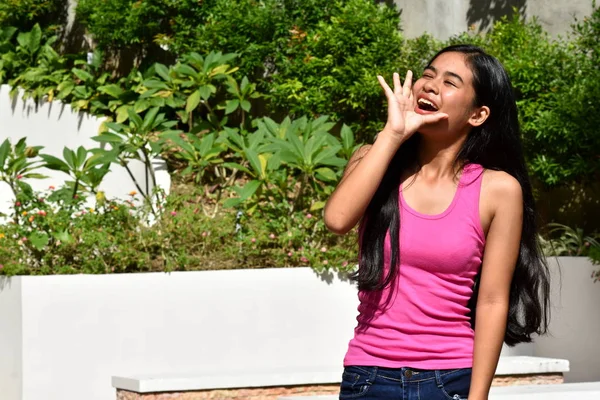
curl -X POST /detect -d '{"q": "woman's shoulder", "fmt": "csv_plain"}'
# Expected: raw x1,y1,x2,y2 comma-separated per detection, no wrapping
481,169,523,207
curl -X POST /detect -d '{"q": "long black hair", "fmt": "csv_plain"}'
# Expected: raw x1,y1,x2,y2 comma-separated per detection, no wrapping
352,44,550,346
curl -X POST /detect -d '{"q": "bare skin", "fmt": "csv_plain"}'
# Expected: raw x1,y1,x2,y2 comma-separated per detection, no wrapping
324,52,523,400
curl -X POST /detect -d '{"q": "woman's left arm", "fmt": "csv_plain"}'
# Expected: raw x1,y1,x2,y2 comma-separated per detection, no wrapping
468,174,523,400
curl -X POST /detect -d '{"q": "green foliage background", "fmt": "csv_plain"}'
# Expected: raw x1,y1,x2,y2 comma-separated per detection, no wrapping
0,0,599,275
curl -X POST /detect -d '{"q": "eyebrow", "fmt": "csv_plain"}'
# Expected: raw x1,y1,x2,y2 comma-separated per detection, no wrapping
424,65,464,84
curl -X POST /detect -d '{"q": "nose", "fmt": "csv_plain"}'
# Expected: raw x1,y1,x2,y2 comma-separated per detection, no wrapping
422,78,439,95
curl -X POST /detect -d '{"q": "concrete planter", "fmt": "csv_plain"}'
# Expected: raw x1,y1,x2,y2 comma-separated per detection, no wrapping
0,257,597,400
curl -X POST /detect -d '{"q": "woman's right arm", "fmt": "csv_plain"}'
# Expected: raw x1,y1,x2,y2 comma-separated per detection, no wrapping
323,131,405,234
324,71,448,235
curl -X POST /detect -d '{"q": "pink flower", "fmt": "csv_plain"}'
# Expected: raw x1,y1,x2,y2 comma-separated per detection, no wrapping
251,238,256,243
38,210,47,216
16,174,23,180
287,251,293,257
15,201,21,207
306,213,312,219
0,264,4,270
342,261,349,267
21,237,27,242
48,185,55,190
170,211,177,216
201,231,208,237
301,256,309,263
320,246,327,253
323,260,329,265
269,233,276,239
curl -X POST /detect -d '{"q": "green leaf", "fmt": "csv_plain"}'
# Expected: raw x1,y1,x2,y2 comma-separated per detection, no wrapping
76,147,88,169
310,201,326,211
72,68,93,83
199,85,213,101
174,63,197,77
40,154,70,172
341,124,354,150
313,145,342,166
92,133,124,144
238,179,261,200
98,84,124,98
240,100,251,112
186,90,201,113
134,99,151,113
244,148,263,178
225,99,239,114
142,107,160,131
62,148,76,170
199,133,216,156
154,63,170,81
22,173,47,179
223,197,242,208
53,230,73,244
222,162,252,175
126,107,143,128
116,105,129,123
29,231,49,251
0,139,10,169
315,167,338,182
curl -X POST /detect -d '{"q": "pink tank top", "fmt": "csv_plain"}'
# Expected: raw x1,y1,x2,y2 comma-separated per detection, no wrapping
344,163,486,369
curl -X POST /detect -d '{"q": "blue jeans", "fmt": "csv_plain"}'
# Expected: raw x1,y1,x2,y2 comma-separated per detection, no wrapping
339,366,472,400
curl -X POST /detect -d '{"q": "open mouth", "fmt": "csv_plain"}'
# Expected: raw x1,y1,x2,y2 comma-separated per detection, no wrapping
417,98,439,112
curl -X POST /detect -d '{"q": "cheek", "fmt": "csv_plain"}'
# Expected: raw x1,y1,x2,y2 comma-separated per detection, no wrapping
412,80,424,96
442,91,470,115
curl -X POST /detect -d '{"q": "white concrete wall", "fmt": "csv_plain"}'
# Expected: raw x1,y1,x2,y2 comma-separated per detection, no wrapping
1,268,359,400
534,257,600,383
0,258,597,400
0,85,170,219
394,0,594,40
0,278,22,400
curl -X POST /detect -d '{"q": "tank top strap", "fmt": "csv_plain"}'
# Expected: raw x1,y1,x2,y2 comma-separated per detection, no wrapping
458,163,485,240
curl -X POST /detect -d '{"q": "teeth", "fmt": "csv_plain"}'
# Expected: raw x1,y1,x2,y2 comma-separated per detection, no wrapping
418,98,438,110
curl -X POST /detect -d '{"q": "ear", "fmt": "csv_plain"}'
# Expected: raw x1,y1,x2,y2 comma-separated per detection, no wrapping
468,105,490,127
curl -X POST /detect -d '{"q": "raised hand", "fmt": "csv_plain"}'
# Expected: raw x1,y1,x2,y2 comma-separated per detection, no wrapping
377,71,448,142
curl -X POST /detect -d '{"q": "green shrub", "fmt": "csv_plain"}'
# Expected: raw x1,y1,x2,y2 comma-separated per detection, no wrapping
0,0,67,34
448,13,600,187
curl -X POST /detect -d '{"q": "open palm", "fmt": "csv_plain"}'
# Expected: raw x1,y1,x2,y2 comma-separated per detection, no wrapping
377,71,448,141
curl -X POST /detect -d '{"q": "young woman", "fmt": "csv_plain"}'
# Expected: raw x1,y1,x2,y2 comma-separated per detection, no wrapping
324,45,550,400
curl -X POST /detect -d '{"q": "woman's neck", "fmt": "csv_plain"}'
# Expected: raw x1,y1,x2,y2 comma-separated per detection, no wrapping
416,133,468,179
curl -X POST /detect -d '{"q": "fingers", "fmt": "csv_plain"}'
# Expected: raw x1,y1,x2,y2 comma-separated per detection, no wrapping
393,72,402,96
422,112,449,125
402,70,413,97
377,75,395,99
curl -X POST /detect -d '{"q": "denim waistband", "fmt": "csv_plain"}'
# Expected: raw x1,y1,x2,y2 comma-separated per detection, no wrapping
347,365,471,384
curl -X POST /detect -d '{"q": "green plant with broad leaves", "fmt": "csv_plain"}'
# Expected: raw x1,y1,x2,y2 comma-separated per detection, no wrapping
0,26,18,83
159,131,226,185
5,24,70,101
0,137,46,223
55,50,113,114
224,115,348,213
39,146,111,208
540,223,600,258
92,106,178,215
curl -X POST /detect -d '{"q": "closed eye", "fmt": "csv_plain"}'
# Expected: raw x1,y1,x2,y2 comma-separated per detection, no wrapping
445,80,457,87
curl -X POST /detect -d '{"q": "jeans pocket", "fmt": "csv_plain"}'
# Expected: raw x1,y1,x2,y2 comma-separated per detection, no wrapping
339,366,375,399
437,368,472,400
